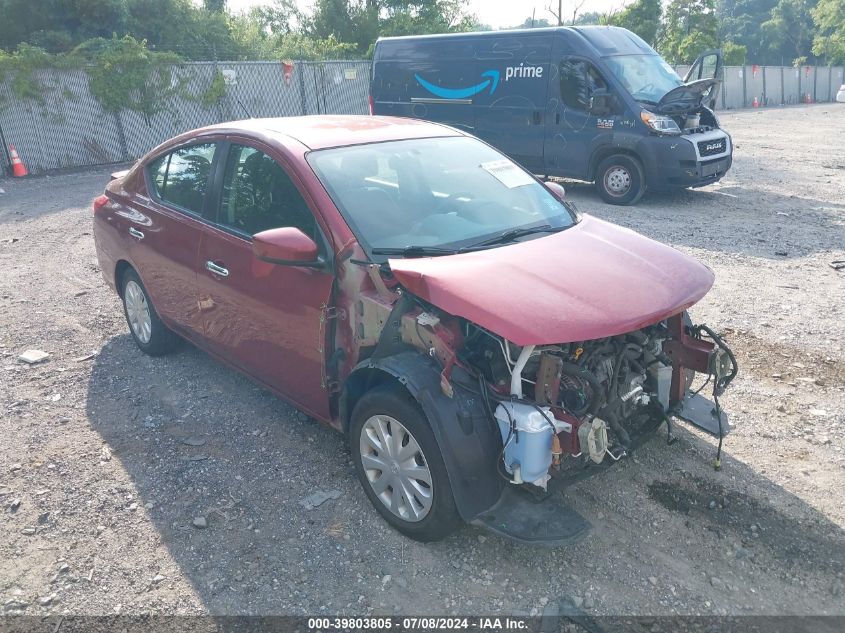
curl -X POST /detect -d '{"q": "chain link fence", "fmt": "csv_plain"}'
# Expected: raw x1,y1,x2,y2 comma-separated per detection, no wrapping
1,61,842,175
0,60,371,175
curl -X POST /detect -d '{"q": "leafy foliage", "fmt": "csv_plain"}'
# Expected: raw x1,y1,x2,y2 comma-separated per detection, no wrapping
0,44,62,103
78,35,186,123
811,0,845,63
760,0,816,64
721,40,748,64
607,0,663,45
660,0,719,64
199,68,226,107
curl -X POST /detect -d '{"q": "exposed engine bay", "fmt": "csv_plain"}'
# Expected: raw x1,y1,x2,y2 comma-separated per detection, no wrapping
460,319,735,490
352,285,738,495
672,106,719,135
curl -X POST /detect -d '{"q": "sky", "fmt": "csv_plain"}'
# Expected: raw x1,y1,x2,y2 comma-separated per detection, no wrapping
225,0,624,29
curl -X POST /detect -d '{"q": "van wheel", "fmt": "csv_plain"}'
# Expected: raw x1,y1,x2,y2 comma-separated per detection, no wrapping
595,155,645,205
120,268,179,356
350,383,462,542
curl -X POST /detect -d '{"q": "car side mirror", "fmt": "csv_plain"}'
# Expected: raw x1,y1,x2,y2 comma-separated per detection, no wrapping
544,181,566,202
253,227,320,266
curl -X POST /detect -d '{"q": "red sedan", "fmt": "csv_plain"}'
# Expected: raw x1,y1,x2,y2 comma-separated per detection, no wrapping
93,115,736,544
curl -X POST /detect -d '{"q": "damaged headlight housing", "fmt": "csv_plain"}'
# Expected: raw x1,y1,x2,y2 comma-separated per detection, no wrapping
640,110,681,135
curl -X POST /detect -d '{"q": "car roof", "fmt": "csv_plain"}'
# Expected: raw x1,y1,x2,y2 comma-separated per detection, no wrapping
202,115,464,150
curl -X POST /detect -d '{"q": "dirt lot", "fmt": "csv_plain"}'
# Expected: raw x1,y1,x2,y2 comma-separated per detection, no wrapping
1,104,844,619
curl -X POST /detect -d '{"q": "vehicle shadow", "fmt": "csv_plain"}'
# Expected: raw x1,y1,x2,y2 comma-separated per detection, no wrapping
85,335,845,616
563,181,845,262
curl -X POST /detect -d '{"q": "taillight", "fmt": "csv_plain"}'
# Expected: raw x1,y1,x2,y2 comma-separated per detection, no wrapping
93,194,109,214
368,94,374,115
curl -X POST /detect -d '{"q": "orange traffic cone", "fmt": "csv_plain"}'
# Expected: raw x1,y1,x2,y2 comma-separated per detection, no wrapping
9,144,28,177
752,96,759,108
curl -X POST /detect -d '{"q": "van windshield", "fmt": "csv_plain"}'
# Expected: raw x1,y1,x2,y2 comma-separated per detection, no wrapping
604,54,684,104
307,136,576,259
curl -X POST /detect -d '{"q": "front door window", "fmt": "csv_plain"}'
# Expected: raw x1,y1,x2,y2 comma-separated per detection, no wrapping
559,59,613,115
218,144,318,241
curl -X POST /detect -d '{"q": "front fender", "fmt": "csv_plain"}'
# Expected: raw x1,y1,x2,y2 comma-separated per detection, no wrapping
346,352,505,522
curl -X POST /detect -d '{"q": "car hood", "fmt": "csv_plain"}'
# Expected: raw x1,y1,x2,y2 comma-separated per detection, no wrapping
388,215,714,346
656,78,719,114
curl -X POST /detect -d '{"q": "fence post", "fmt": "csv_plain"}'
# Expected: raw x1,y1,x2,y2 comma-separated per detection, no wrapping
813,64,817,102
780,66,785,105
113,111,130,162
762,66,767,106
298,60,307,116
0,120,11,176
829,66,834,102
741,65,747,108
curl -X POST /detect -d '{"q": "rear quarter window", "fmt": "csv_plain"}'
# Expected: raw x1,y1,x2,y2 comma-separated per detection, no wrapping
147,144,216,215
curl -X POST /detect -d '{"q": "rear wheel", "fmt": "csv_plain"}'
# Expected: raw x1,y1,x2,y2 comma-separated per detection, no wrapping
350,383,462,542
595,154,645,205
120,268,179,356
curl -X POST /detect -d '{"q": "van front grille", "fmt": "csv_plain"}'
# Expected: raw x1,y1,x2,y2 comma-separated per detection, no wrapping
698,138,727,157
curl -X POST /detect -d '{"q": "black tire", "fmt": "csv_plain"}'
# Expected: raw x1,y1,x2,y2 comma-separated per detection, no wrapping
120,268,179,356
350,383,462,542
595,154,645,205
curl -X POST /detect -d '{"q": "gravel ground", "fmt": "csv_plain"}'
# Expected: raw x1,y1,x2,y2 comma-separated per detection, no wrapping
1,104,844,619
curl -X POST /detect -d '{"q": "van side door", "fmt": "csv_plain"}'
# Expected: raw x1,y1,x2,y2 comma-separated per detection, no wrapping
546,57,621,179
684,50,723,110
472,35,552,173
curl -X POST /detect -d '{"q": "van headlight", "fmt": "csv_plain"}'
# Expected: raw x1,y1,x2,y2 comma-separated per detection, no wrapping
640,110,681,135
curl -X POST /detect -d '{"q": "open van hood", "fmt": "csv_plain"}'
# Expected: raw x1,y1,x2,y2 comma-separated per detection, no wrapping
388,215,714,346
656,79,720,115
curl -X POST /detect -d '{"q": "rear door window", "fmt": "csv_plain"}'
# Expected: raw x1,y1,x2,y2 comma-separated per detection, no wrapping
217,144,318,240
148,143,217,215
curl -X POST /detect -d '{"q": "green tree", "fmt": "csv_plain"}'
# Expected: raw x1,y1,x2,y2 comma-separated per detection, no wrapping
760,0,816,64
659,0,719,63
508,17,553,29
721,40,747,63
607,0,662,45
0,0,128,53
811,0,845,63
717,0,777,63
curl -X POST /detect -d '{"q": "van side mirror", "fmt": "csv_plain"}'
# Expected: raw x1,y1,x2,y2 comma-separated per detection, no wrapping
253,227,320,265
544,181,566,202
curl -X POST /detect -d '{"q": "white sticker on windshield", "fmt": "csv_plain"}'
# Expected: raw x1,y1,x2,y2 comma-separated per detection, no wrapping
480,159,535,189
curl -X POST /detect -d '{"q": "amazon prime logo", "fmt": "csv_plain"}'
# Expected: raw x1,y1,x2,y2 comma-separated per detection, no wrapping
415,64,544,100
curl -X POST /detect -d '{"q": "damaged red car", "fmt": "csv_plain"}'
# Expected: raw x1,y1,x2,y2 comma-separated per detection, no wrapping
93,115,737,544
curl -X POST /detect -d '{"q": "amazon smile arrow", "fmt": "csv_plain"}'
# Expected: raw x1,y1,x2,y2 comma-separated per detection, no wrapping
415,70,500,99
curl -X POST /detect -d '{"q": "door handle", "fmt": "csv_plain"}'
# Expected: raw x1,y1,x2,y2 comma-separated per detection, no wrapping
205,261,229,277
128,227,144,240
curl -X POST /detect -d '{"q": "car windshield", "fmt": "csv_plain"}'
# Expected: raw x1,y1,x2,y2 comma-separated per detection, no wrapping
307,136,576,259
604,54,684,104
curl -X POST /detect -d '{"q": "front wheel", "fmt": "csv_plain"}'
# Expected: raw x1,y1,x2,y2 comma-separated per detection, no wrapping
595,154,645,205
350,383,462,542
